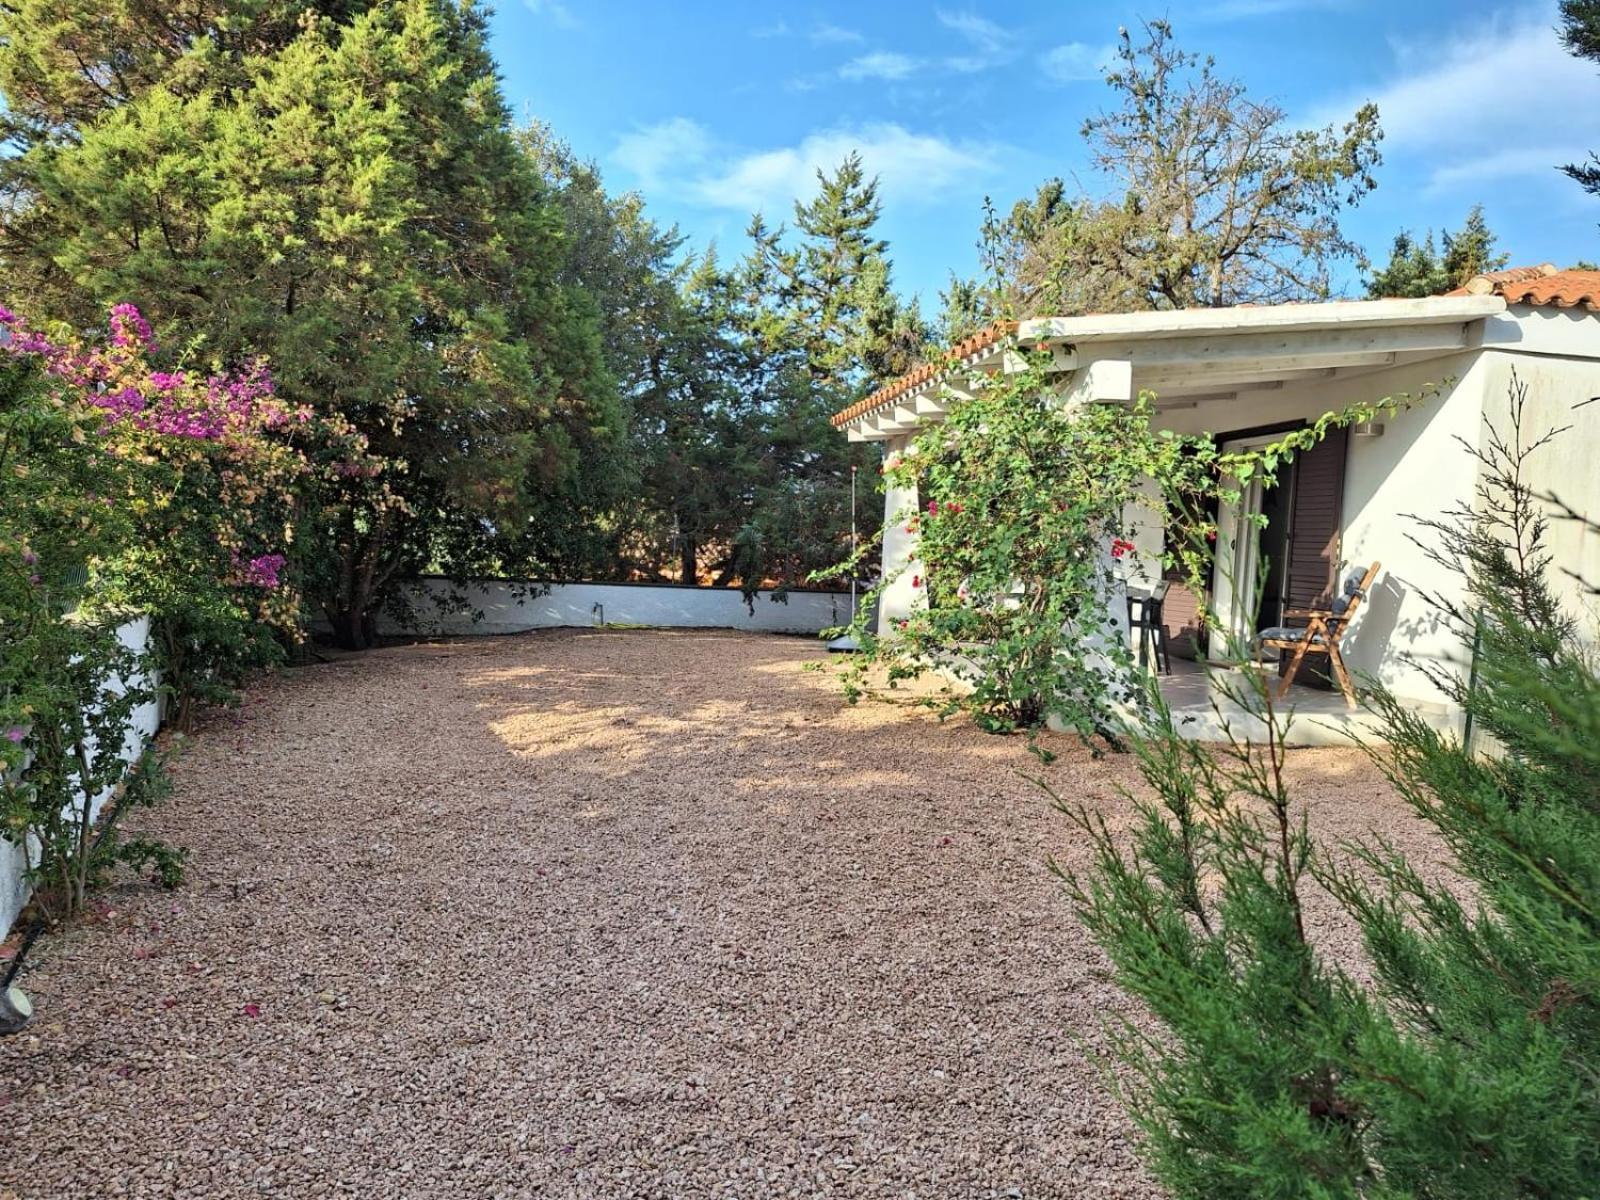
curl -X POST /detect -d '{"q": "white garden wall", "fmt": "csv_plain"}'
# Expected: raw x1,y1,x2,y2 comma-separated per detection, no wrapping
2,615,161,937
379,579,862,638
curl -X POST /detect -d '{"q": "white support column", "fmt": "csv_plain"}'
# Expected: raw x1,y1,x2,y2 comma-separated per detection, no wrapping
876,435,924,636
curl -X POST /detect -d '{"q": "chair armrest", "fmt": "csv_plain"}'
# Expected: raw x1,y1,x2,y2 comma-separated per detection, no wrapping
1283,608,1331,619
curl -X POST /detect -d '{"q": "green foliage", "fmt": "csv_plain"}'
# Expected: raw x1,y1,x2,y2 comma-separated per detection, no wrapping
1563,0,1600,200
1366,206,1509,298
0,1,620,647
0,355,182,921
1058,377,1600,1197
829,359,1222,740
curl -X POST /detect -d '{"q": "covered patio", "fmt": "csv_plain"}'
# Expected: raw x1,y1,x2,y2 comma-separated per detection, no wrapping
831,273,1600,737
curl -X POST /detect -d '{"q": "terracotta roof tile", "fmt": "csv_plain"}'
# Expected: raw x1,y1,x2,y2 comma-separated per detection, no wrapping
1449,263,1600,311
829,320,1017,428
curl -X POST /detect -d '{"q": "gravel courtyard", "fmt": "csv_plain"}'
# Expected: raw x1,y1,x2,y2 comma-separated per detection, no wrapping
0,629,1435,1199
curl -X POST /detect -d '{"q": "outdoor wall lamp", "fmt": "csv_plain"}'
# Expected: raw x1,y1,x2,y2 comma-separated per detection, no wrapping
1352,420,1385,438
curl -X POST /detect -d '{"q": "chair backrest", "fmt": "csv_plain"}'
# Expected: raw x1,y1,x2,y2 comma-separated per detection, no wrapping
1328,562,1381,632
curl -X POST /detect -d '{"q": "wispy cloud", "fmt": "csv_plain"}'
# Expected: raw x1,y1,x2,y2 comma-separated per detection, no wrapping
750,20,791,39
936,10,1021,73
840,52,923,82
522,0,578,30
1039,42,1114,84
1310,5,1600,195
811,23,864,45
608,119,1008,216
611,118,714,192
1425,147,1580,193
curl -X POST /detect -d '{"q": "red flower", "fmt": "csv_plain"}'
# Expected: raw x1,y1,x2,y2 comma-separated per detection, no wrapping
1111,537,1137,559
912,575,922,588
927,500,940,515
241,1002,261,1018
947,501,963,514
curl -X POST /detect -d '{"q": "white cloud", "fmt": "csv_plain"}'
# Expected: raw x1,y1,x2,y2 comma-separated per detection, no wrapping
840,52,923,82
1039,42,1113,83
1424,147,1578,194
611,118,713,192
937,10,1020,73
610,119,1006,216
522,0,578,30
811,23,864,45
1313,6,1600,194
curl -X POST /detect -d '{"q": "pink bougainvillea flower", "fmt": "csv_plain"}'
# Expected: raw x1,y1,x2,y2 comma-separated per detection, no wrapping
926,500,939,515
108,303,154,349
241,1002,261,1018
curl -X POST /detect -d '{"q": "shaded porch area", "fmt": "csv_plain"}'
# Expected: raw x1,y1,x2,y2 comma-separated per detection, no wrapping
1150,657,1461,747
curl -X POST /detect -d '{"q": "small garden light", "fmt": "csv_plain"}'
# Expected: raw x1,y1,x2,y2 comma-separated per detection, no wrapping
0,983,33,1035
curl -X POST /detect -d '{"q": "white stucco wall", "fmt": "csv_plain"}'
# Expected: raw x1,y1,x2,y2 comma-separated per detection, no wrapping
2,615,160,937
377,580,860,638
1475,340,1600,637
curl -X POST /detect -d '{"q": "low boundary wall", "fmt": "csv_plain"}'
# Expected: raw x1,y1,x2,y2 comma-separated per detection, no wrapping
380,579,863,638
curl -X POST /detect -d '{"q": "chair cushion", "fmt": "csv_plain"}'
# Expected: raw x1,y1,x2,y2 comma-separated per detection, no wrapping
1330,571,1366,616
1260,626,1327,645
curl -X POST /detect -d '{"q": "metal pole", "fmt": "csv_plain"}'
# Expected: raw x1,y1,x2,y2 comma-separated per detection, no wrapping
849,465,858,625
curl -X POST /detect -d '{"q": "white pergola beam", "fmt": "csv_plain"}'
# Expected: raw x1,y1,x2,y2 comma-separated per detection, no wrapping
1019,295,1503,345
1060,358,1134,406
846,425,892,442
1073,323,1469,374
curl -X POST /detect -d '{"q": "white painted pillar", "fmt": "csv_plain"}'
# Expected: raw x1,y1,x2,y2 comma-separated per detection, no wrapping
876,435,924,636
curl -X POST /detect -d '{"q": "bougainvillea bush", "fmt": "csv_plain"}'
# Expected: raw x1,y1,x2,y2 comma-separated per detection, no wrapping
0,302,368,919
828,355,1223,743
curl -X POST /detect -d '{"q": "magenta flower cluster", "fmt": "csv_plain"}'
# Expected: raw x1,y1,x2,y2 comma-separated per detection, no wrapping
238,553,287,589
109,303,155,349
0,303,304,443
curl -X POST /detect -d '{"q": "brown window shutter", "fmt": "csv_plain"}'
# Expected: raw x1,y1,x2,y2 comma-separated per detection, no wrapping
1283,426,1349,612
1160,570,1204,659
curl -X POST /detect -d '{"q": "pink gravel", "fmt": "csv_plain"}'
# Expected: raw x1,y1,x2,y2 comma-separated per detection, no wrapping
0,629,1444,1198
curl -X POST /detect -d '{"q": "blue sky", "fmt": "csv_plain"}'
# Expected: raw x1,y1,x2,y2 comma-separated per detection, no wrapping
492,1,1600,311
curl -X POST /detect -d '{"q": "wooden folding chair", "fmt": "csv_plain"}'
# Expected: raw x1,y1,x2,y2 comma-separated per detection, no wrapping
1258,561,1381,709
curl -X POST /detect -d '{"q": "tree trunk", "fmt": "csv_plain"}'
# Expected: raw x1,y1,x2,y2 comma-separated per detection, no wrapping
327,608,371,651
679,538,697,584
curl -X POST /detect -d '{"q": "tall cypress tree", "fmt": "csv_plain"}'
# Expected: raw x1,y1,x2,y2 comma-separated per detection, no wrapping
0,1,618,647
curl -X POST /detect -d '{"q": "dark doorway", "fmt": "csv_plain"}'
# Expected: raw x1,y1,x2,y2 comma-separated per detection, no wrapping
1255,459,1295,632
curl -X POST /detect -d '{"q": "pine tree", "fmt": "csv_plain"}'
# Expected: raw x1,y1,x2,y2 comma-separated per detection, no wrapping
1562,0,1600,199
0,1,619,647
1367,206,1508,298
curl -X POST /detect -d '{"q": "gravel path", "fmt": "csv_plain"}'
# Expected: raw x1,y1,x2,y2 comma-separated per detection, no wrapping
0,629,1437,1199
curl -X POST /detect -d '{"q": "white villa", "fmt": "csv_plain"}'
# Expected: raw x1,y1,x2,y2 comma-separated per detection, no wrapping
831,265,1600,736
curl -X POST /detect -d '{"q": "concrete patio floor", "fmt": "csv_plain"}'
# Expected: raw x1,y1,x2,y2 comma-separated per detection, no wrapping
1153,657,1462,748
